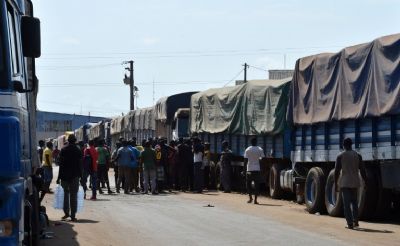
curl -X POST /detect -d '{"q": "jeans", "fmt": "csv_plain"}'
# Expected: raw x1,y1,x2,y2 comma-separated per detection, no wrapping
97,165,110,191
341,188,359,226
91,172,98,197
117,166,131,193
143,169,157,193
61,177,79,218
246,171,260,198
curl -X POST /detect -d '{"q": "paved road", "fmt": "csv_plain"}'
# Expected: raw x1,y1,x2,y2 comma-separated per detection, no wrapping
43,192,347,246
42,168,399,246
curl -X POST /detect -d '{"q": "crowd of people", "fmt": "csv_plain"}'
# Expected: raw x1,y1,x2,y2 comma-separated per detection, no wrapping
37,134,266,219
37,134,367,229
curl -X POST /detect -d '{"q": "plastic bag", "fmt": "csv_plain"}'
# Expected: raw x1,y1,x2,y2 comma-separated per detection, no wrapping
53,184,64,209
77,186,84,213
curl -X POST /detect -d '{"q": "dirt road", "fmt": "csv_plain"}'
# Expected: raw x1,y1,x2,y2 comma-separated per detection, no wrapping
41,169,399,246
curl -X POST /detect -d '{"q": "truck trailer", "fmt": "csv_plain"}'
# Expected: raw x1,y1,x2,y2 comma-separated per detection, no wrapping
279,34,400,219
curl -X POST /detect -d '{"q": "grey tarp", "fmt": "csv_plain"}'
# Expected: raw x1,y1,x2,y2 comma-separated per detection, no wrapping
155,92,198,122
289,33,400,125
88,121,105,140
110,115,125,135
75,126,85,142
190,78,291,135
133,107,155,130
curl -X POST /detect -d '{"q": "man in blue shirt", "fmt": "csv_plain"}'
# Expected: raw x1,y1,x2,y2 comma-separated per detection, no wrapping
116,140,134,194
128,139,141,193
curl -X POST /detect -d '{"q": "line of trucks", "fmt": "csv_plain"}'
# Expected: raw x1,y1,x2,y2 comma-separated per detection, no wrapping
3,0,397,244
67,34,400,221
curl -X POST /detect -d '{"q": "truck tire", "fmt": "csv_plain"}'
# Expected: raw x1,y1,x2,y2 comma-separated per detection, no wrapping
295,183,305,204
358,168,378,220
269,163,283,199
305,167,326,214
324,169,343,217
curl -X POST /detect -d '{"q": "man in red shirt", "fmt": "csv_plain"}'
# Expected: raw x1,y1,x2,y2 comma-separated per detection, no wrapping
84,140,98,200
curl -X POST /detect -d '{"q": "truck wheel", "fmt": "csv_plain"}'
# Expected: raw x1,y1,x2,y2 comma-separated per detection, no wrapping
305,167,326,214
269,163,283,199
295,183,305,204
23,200,33,246
358,168,378,220
324,169,343,217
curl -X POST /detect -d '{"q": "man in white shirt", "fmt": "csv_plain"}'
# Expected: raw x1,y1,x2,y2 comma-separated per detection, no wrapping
244,137,265,204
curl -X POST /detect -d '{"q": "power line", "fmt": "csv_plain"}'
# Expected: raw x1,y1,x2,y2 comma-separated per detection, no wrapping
248,64,268,72
42,45,345,56
223,69,244,87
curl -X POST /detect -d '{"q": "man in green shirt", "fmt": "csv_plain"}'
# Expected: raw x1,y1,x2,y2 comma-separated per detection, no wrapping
96,139,113,194
141,141,157,194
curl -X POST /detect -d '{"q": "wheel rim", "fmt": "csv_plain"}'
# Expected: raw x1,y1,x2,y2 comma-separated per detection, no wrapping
306,176,316,204
327,178,336,206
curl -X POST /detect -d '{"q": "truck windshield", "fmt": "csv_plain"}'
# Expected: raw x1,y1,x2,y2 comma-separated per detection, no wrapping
178,118,189,138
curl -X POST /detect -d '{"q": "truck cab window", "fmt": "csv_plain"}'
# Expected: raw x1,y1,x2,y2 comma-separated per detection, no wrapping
0,28,5,89
6,4,21,76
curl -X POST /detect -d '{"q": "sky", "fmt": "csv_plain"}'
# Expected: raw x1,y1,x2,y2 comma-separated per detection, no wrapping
34,0,400,117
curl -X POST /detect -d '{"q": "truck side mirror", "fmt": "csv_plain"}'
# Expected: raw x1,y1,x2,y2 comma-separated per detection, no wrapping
21,16,41,58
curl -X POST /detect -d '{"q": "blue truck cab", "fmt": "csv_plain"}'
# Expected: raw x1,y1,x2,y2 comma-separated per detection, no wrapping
0,0,41,245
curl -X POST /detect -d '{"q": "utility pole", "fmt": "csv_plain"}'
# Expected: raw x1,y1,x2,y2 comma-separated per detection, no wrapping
243,63,249,83
123,60,135,110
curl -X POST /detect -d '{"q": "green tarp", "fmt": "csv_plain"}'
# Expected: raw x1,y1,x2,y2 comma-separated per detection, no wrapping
190,78,291,135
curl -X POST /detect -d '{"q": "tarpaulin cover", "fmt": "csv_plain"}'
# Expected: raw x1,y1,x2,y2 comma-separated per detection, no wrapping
88,121,105,140
155,92,198,122
110,116,125,135
190,78,291,135
289,34,400,125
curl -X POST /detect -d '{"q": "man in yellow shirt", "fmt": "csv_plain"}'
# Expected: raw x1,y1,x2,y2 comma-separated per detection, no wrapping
42,141,54,193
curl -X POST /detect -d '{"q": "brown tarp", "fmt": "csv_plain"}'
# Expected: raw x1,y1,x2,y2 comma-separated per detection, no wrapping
289,33,400,125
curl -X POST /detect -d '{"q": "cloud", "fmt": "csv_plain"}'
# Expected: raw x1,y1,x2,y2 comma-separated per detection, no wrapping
61,37,80,45
142,37,159,46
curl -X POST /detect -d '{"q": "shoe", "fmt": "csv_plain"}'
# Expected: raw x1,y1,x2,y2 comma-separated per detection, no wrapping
89,196,97,200
108,190,114,194
84,192,87,200
71,217,77,222
61,214,69,220
116,189,120,194
254,200,259,205
354,222,359,228
346,224,354,229
99,189,104,194
152,192,158,195
247,199,253,204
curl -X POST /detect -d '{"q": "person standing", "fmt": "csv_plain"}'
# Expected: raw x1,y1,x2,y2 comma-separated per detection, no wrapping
42,141,54,193
244,138,265,204
193,138,204,193
84,140,98,200
57,134,82,222
52,145,60,165
38,140,45,164
116,140,134,194
141,141,157,194
203,143,211,190
96,139,113,194
335,138,367,229
220,141,233,193
111,142,122,189
128,140,141,193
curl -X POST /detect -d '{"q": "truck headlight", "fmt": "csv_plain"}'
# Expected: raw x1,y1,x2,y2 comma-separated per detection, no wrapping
0,220,13,237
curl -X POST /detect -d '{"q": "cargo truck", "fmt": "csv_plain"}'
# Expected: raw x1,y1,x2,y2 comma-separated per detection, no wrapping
0,0,42,245
279,34,400,218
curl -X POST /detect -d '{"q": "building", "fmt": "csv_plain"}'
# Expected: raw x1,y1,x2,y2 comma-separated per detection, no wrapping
36,111,108,141
268,69,294,80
